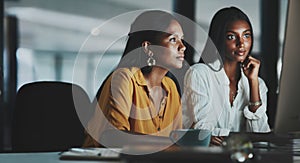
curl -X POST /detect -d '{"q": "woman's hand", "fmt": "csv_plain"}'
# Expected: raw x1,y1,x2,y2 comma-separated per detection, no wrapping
242,56,262,113
210,136,224,146
242,56,260,81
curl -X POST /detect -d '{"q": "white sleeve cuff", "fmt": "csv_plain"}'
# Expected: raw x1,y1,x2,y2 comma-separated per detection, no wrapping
243,105,266,120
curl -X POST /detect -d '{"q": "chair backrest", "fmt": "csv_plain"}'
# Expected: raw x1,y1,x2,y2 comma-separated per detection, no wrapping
12,81,92,152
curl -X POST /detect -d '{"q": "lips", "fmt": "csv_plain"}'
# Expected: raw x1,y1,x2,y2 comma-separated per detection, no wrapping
236,49,246,56
177,54,185,61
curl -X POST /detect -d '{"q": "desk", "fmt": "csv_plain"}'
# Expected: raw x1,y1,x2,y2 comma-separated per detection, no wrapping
0,152,120,163
0,151,299,163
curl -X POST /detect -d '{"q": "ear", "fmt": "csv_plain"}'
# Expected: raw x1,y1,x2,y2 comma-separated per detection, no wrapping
142,41,152,55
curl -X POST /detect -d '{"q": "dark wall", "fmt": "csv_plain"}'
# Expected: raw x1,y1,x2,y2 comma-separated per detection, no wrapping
260,0,280,128
0,0,4,152
173,0,196,66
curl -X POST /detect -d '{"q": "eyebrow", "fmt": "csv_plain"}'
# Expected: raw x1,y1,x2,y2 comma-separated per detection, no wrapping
170,33,184,39
226,29,252,33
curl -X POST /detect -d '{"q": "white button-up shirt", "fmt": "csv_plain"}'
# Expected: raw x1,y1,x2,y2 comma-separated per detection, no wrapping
182,63,271,136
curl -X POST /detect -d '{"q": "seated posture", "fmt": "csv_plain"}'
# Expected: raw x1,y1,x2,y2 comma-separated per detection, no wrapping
83,10,186,147
182,7,270,146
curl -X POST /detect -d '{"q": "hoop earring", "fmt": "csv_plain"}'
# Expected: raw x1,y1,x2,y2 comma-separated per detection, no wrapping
147,51,156,66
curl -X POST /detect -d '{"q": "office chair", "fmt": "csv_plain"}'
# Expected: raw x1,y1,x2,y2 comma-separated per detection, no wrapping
12,81,92,152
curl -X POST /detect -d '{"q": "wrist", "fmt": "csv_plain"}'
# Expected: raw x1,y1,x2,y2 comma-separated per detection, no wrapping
248,78,259,84
248,78,259,92
249,100,262,107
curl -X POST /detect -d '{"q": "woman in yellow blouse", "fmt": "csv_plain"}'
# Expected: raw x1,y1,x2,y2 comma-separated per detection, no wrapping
83,10,186,147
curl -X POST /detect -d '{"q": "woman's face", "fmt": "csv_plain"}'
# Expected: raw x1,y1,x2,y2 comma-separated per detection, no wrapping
152,20,186,69
224,20,252,63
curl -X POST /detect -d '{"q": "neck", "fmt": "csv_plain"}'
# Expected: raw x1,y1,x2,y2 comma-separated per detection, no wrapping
144,66,168,88
224,61,241,82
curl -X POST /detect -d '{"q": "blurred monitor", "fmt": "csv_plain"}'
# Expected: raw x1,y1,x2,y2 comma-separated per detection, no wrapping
274,0,300,134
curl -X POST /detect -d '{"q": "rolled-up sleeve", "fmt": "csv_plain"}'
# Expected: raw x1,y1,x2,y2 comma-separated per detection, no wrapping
243,78,271,132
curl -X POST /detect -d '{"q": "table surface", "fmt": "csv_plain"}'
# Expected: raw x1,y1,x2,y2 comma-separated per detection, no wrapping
0,151,299,163
0,152,121,163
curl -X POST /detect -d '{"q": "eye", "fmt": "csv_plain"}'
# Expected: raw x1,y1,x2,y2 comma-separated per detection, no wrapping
169,37,177,43
226,34,236,40
244,33,252,39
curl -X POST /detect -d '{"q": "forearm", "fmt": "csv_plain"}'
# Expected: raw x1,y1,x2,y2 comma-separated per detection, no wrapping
248,78,261,113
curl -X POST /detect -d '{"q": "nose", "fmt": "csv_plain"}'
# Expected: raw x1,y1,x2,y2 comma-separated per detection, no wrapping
178,40,186,52
237,37,245,48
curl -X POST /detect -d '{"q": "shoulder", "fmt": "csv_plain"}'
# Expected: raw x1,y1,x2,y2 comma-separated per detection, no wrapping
163,76,178,90
113,67,138,75
108,68,141,87
190,63,211,72
185,63,213,80
189,63,215,75
163,76,181,97
112,67,141,79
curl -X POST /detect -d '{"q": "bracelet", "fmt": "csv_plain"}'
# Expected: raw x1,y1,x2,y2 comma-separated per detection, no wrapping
249,100,262,106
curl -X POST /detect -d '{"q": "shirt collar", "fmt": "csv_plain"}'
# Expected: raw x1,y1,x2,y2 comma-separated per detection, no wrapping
134,68,147,86
215,68,229,85
133,67,171,95
214,67,247,89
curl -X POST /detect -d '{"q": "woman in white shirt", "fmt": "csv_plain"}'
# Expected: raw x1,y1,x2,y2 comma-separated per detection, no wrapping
182,6,271,146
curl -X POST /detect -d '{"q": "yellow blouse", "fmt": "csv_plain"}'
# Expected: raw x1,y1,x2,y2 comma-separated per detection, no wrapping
83,67,182,147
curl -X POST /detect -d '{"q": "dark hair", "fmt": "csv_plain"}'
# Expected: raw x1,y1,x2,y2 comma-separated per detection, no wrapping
117,10,178,73
200,6,253,65
95,10,181,100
